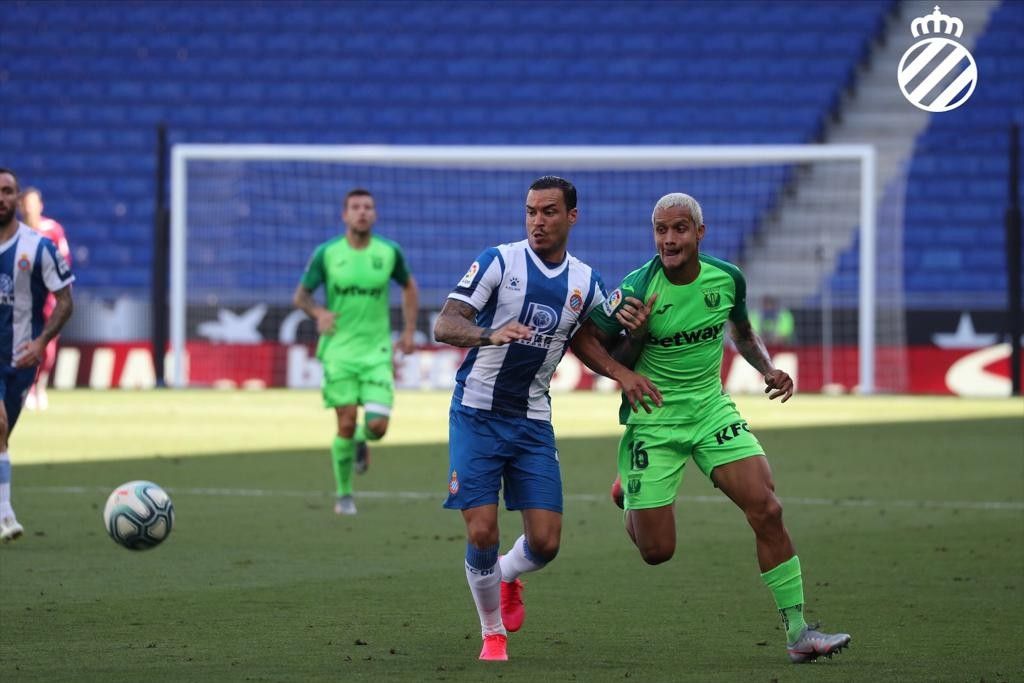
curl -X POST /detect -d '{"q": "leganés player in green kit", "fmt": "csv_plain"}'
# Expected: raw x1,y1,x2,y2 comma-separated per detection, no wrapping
294,188,419,516
572,193,850,664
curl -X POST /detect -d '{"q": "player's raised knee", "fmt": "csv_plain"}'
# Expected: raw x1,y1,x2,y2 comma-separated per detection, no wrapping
639,540,675,565
525,535,560,563
367,417,389,439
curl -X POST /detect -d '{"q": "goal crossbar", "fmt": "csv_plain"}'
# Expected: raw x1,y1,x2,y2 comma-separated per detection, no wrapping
169,144,877,391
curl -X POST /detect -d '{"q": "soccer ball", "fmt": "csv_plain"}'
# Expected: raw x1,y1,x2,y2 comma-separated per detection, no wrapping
103,481,175,550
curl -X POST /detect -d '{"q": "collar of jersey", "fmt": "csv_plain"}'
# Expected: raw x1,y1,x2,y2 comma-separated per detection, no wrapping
0,224,26,255
524,242,569,278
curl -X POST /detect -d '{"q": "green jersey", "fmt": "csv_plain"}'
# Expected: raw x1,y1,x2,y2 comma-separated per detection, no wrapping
300,234,411,368
590,254,748,425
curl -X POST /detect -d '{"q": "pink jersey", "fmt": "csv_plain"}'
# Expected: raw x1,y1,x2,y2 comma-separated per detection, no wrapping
31,217,71,318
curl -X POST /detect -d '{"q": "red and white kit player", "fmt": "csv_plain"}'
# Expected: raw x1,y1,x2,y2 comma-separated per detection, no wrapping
17,187,71,411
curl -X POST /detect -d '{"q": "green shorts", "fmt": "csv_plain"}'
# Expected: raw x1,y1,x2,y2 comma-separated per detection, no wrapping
321,361,394,415
617,396,763,510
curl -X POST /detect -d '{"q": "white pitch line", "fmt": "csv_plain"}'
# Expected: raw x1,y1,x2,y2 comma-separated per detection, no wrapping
22,486,1024,511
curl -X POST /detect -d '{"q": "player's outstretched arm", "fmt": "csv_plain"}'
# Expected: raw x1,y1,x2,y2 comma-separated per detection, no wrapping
730,317,794,402
293,283,335,334
571,320,662,413
433,299,532,348
15,285,73,369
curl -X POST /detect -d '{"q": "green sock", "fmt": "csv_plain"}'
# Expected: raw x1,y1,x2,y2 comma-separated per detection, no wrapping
760,555,808,643
354,424,382,443
331,436,355,496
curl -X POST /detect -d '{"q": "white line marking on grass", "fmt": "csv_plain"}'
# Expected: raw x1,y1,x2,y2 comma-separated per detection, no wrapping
24,486,1024,511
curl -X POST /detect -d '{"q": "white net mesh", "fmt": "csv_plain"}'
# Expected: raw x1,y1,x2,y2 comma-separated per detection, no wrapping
172,146,905,392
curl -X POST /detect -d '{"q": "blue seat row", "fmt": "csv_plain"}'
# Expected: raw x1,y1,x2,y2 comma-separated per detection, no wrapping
1,0,891,299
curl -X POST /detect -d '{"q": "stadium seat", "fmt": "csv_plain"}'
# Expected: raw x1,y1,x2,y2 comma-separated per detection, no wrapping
2,0,900,299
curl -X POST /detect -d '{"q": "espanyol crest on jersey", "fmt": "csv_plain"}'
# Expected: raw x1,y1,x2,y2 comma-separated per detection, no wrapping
448,240,606,421
0,224,76,365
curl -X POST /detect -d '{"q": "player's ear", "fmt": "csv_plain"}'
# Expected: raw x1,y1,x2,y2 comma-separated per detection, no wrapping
696,223,706,242
567,207,578,226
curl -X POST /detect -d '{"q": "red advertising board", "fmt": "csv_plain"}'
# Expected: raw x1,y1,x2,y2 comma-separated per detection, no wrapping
48,342,1023,397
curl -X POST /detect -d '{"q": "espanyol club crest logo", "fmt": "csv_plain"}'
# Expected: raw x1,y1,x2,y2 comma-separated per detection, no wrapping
448,470,460,496
569,288,584,314
897,6,977,113
17,254,31,272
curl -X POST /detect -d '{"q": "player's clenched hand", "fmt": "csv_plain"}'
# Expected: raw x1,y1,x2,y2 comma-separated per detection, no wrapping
619,370,663,413
487,322,533,346
763,369,794,403
314,309,337,334
14,338,45,368
396,329,416,355
616,294,658,338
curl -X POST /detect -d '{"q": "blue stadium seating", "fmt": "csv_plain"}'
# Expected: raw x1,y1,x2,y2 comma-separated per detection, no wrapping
830,0,1024,307
2,0,905,302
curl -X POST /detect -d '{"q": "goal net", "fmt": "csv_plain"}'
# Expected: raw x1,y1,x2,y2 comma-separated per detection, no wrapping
169,145,905,393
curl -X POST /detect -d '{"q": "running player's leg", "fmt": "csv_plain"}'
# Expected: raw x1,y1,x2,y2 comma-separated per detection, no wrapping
497,417,564,631
0,368,34,541
695,399,849,661
444,407,510,659
617,424,690,565
353,363,394,474
323,364,360,514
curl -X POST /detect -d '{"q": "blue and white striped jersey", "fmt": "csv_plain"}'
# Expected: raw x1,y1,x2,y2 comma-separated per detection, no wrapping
0,224,75,366
447,239,606,421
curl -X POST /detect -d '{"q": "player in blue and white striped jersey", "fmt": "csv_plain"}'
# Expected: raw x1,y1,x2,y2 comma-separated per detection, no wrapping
0,169,75,543
434,176,661,661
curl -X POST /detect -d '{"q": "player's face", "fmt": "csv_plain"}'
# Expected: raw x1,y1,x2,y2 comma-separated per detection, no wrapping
0,174,18,227
18,191,42,224
653,205,704,271
343,196,377,234
525,189,577,259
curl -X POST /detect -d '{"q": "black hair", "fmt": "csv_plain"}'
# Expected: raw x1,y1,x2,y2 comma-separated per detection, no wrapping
0,168,19,191
344,187,373,209
529,176,577,211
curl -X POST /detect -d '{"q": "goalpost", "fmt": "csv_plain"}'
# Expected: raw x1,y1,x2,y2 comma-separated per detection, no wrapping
169,144,896,393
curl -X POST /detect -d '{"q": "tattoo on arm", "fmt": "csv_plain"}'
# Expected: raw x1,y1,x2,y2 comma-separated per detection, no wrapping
39,286,73,344
730,319,773,375
433,299,488,347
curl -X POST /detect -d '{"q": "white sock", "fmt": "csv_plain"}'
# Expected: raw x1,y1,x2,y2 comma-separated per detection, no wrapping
499,534,547,583
465,544,506,637
0,450,11,516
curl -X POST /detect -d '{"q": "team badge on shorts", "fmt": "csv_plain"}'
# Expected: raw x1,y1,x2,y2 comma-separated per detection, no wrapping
627,476,642,495
569,288,584,313
448,470,460,495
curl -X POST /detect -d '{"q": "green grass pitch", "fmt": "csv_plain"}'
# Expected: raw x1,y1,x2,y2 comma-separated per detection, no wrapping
1,391,1022,682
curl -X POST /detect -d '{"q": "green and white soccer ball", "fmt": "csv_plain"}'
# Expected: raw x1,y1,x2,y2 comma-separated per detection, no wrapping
103,481,175,550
